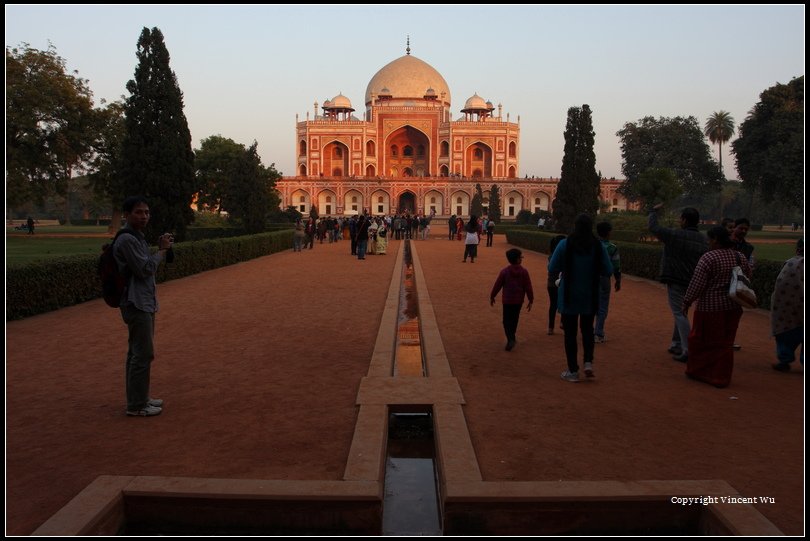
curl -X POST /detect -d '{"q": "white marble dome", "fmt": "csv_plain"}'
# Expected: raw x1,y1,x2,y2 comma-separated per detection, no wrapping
365,54,451,105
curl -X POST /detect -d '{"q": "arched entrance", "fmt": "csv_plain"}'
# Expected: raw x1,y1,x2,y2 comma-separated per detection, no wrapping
344,190,363,215
318,189,337,216
450,191,470,217
386,126,430,177
371,190,391,215
532,191,550,213
291,189,311,215
424,190,443,216
398,191,416,214
323,141,349,178
465,142,493,177
505,191,523,217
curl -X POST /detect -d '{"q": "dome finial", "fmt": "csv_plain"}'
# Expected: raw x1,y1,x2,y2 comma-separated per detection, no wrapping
406,35,410,55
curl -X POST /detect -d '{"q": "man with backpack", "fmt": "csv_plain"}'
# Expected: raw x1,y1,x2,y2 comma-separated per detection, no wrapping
114,196,174,417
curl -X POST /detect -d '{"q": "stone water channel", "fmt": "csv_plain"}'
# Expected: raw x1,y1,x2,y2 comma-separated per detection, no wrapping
382,240,442,535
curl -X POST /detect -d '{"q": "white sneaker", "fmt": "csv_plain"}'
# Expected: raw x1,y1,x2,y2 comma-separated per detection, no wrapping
147,397,163,408
560,370,580,382
584,362,595,378
126,405,162,417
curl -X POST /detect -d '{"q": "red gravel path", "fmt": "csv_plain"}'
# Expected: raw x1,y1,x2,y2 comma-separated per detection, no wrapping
5,235,804,534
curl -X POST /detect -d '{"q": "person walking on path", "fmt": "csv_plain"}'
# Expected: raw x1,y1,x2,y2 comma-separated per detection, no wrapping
682,226,751,388
293,218,305,252
486,219,495,247
546,235,566,335
376,218,388,255
490,248,534,351
594,222,622,343
356,213,370,260
648,203,708,363
548,214,613,382
113,196,174,417
770,239,804,372
26,216,35,235
462,215,481,263
304,217,316,249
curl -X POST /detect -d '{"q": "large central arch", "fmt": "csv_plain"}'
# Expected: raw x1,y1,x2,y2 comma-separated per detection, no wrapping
386,126,430,177
398,191,416,214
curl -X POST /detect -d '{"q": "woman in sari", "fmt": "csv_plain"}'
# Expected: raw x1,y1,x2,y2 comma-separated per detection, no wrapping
367,219,378,255
682,226,752,388
376,218,388,254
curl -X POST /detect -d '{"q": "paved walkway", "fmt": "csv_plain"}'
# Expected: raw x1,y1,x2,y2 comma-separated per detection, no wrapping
5,234,804,534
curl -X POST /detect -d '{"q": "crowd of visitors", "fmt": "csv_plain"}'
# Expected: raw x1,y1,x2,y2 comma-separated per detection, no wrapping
287,207,801,388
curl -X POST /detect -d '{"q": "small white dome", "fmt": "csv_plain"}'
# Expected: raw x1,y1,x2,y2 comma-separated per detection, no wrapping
330,93,353,109
461,93,488,112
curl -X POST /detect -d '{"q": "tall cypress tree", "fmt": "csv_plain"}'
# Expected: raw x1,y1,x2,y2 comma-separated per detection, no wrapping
488,184,501,223
470,183,484,217
552,104,600,233
120,27,195,242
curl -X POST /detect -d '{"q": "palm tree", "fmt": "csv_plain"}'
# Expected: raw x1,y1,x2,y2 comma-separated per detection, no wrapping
704,111,735,178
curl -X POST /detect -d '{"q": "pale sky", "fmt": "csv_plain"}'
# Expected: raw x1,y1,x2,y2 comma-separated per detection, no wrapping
5,5,805,180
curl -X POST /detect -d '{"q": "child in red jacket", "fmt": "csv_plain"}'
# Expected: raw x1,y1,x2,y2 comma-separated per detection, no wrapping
490,248,534,351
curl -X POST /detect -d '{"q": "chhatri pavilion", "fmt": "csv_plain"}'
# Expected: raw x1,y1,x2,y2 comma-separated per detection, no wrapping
275,42,634,218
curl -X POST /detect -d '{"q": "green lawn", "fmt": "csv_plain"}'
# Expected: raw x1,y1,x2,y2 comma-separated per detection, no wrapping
748,242,798,263
6,236,109,265
5,224,801,265
748,229,804,240
6,225,109,235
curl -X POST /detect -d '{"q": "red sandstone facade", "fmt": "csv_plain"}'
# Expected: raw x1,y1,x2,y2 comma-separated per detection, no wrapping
276,46,635,218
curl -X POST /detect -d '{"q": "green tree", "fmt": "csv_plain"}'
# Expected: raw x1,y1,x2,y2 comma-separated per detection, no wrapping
195,135,246,213
87,99,126,232
515,209,533,225
732,76,803,212
635,168,683,208
226,142,281,234
704,111,735,178
470,183,484,217
552,104,600,233
617,116,722,201
120,27,196,242
6,43,97,223
488,184,501,223
195,136,282,232
266,205,303,223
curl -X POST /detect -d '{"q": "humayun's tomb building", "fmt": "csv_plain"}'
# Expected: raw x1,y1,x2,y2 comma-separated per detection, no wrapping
276,43,635,219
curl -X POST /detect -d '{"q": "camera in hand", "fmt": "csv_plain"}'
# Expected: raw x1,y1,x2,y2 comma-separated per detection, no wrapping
165,233,175,263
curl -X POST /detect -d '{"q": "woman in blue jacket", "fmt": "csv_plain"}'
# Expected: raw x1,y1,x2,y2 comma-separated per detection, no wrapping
548,214,613,382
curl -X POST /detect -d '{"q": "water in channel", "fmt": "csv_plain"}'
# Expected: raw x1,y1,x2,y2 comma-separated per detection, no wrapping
394,240,425,377
383,241,442,535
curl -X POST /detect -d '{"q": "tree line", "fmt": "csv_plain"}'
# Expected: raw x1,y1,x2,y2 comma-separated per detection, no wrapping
6,29,803,240
7,28,280,243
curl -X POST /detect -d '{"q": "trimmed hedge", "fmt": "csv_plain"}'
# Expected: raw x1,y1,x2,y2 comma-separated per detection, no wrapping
184,223,293,241
60,219,113,226
506,230,783,310
6,230,294,320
